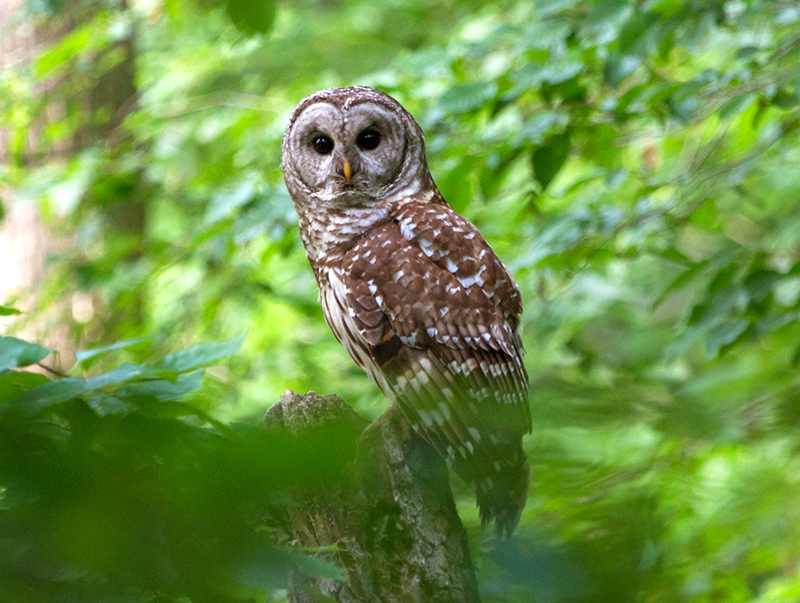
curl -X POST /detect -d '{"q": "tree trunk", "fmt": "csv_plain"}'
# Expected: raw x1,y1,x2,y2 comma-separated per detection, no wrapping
0,0,141,363
0,0,71,358
264,391,481,603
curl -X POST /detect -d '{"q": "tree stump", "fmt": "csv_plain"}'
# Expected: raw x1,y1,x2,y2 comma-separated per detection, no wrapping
264,390,480,603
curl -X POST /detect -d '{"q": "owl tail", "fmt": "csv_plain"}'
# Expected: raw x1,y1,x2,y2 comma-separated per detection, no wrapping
457,439,530,539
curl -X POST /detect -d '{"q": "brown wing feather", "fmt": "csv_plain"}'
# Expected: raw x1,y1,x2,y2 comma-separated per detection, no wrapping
341,201,531,451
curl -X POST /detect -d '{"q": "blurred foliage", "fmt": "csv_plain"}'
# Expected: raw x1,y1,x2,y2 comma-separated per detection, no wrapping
3,0,800,601
0,332,349,602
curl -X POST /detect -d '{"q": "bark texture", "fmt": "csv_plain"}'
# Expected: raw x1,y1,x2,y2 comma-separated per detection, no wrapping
264,391,480,603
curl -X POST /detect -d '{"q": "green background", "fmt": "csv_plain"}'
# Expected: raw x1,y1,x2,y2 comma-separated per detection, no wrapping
2,0,800,600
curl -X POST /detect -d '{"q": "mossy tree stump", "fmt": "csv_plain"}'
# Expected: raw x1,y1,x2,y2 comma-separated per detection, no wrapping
264,390,480,603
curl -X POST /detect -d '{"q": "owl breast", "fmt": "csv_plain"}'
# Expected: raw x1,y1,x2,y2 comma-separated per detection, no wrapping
299,201,390,277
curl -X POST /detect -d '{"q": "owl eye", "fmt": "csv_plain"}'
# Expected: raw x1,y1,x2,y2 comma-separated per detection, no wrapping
312,135,334,155
356,129,381,151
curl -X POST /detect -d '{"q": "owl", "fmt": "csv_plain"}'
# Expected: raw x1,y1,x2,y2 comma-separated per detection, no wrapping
281,86,531,537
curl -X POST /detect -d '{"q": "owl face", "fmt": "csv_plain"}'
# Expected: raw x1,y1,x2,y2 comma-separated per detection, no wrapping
282,87,431,207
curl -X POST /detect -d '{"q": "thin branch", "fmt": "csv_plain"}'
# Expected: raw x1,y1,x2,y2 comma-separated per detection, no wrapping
36,362,70,378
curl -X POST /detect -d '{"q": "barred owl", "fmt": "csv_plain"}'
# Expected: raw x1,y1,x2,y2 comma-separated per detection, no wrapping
281,86,531,537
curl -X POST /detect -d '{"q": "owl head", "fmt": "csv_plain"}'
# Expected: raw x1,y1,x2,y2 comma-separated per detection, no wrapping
281,86,436,209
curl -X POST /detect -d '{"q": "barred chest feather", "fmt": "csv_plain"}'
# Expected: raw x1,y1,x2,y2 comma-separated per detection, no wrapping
298,200,390,280
298,198,395,395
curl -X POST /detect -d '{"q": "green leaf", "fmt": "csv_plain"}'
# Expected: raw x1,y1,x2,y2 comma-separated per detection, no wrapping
540,62,584,85
163,0,182,20
88,395,137,416
537,0,581,17
705,320,749,359
438,156,479,213
0,337,50,371
75,337,153,370
204,178,257,225
647,0,686,18
512,62,585,96
618,10,662,55
85,363,156,390
226,0,275,35
654,261,708,307
604,54,642,88
539,63,586,102
532,129,571,192
135,399,207,419
0,371,49,402
744,269,779,305
118,370,204,401
48,148,100,216
0,306,21,316
156,335,245,373
438,82,498,114
515,112,569,145
34,23,96,77
11,378,86,412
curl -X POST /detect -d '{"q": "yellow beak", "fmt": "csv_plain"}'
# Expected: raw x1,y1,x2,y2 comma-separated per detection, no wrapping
343,159,352,182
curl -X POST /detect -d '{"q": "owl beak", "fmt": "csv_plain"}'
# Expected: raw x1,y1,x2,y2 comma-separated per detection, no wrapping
342,159,352,183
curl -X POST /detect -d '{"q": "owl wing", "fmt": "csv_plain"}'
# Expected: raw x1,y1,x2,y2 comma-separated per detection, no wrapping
341,200,531,466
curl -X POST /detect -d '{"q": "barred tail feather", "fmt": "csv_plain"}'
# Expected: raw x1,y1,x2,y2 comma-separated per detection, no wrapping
460,438,529,539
